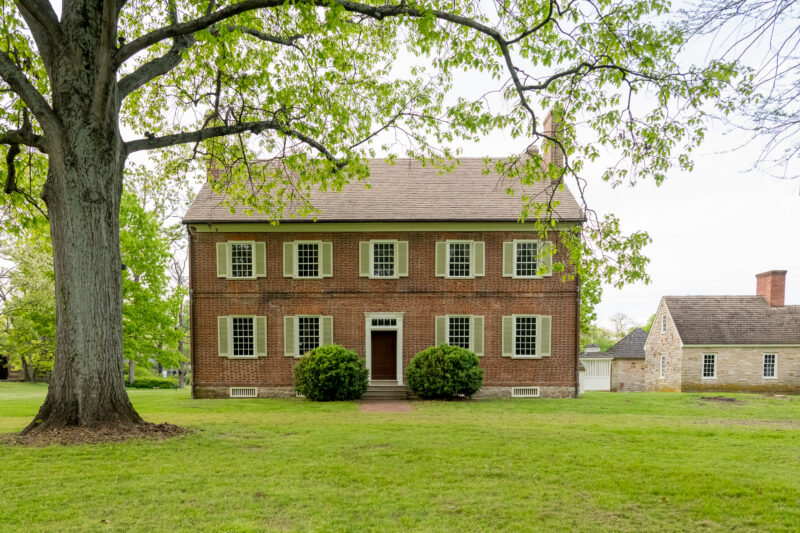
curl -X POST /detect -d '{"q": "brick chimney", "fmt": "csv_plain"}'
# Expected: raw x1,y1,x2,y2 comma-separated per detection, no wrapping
756,270,787,307
541,108,564,168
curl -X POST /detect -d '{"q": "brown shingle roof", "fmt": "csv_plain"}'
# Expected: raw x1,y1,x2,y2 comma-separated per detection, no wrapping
664,296,800,345
182,158,583,224
604,328,647,359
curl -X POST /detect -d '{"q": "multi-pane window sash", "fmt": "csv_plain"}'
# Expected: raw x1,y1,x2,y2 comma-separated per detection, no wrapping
661,314,667,333
448,317,471,349
296,243,319,278
660,356,666,378
448,242,471,277
230,243,253,278
298,316,321,355
763,354,776,378
515,316,537,357
515,241,538,277
232,317,254,357
372,242,395,277
702,354,716,378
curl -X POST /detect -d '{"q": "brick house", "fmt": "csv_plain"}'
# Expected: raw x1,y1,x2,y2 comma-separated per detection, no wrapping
183,157,584,399
645,270,800,393
579,328,647,392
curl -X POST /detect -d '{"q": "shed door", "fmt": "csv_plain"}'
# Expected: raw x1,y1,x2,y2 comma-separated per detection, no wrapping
583,359,611,391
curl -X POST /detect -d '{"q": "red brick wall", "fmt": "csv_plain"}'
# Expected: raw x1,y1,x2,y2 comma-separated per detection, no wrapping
188,227,579,392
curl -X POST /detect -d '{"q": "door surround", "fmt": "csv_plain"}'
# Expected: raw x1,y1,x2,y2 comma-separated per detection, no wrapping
364,312,404,385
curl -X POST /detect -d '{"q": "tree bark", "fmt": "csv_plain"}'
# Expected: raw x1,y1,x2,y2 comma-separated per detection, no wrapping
23,5,144,433
128,360,135,384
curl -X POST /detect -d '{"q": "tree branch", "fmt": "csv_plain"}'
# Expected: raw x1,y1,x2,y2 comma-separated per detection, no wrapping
118,34,195,99
14,0,62,66
0,129,47,153
0,51,59,137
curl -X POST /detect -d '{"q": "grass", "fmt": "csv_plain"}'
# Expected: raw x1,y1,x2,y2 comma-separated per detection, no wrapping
1,383,799,532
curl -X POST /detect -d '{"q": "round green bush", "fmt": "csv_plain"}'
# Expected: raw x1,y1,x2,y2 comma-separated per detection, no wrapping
405,344,484,399
294,344,369,401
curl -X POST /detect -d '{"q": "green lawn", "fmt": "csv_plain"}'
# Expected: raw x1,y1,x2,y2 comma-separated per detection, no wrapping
1,384,799,532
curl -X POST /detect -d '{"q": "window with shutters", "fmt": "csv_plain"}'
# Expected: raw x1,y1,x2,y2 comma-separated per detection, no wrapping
702,354,716,378
447,316,471,349
514,316,537,357
514,241,538,277
447,241,472,278
296,243,320,278
298,316,321,355
232,317,254,357
372,242,395,277
763,354,777,378
230,243,253,278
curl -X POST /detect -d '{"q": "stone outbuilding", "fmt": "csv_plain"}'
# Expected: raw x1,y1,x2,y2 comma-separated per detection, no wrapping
645,270,800,393
579,328,647,392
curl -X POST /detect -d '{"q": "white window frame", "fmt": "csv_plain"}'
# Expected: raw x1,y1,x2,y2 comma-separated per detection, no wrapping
512,239,542,279
229,315,258,359
512,314,539,359
227,241,256,280
701,353,717,379
762,353,777,379
369,240,399,279
364,312,405,385
294,240,323,279
294,315,323,357
659,355,666,379
445,240,473,279
446,315,472,349
660,314,667,334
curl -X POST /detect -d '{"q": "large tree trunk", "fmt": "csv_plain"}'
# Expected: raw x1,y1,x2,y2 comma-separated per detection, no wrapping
23,5,144,433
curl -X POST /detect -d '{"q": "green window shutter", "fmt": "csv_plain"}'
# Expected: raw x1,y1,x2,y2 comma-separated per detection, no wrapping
254,242,267,278
471,315,484,356
321,316,334,346
539,241,554,277
359,242,370,277
284,316,296,356
537,315,552,357
255,316,267,357
218,316,230,357
283,242,294,278
435,316,446,345
502,316,513,357
502,242,514,277
321,242,333,278
473,241,485,277
396,241,409,277
216,242,229,278
435,242,447,277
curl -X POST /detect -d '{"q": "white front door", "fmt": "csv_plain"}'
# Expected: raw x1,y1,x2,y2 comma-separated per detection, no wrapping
582,358,612,391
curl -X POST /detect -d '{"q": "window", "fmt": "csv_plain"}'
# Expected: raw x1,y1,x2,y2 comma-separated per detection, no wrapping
763,354,776,378
659,356,666,378
372,242,395,277
448,316,471,349
230,243,253,278
448,242,472,278
515,316,537,357
232,317,254,357
296,243,319,278
515,241,538,277
661,314,667,334
298,316,321,355
702,354,716,378
371,318,397,327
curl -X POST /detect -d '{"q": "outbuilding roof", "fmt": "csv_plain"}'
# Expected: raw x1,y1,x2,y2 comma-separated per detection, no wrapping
663,296,800,345
604,328,648,359
182,158,583,224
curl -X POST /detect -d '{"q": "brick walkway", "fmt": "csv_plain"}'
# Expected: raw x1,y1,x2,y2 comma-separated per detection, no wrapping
358,400,413,413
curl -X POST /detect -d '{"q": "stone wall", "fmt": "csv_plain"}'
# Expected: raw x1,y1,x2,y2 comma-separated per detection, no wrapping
681,346,800,393
611,359,646,392
644,300,682,391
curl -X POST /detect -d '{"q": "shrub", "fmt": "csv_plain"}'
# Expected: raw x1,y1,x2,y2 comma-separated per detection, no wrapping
126,377,178,389
405,344,484,399
294,345,369,401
